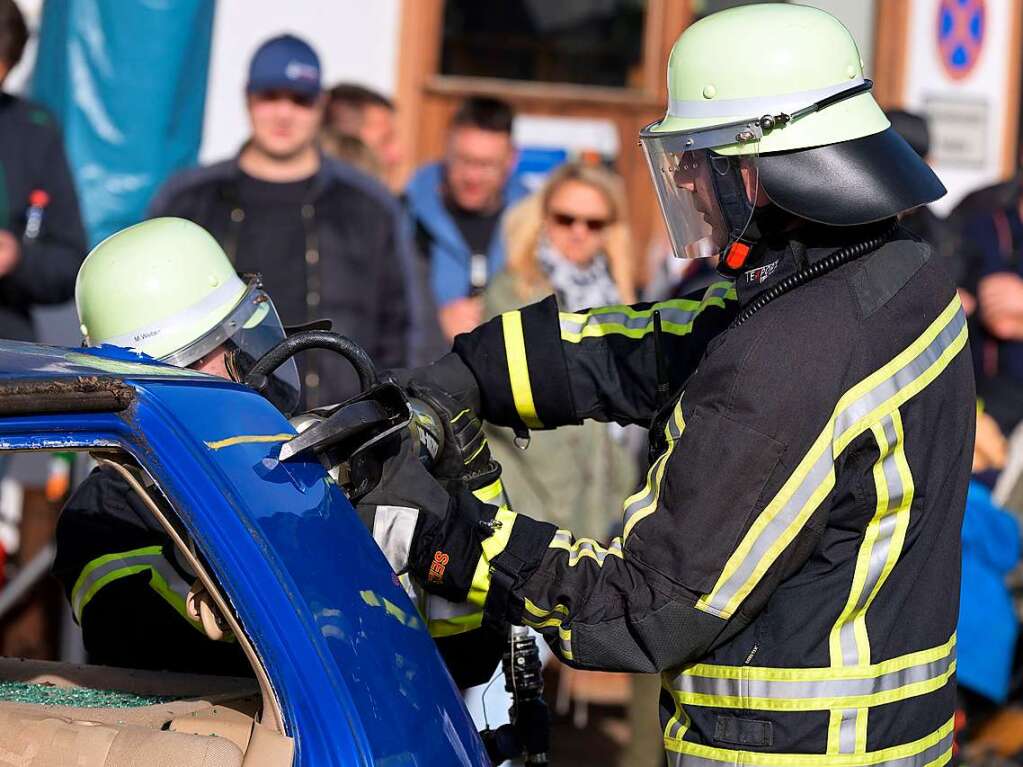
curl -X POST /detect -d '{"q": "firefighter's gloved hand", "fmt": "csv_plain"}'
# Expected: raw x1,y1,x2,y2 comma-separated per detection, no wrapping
350,430,451,514
352,430,498,605
408,381,500,496
409,488,502,605
388,352,482,419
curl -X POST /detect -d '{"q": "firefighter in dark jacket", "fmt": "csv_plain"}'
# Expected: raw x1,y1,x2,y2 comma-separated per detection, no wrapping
0,0,86,341
53,218,301,676
361,5,973,764
55,217,503,685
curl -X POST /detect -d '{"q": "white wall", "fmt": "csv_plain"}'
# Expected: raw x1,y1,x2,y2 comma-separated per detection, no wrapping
199,0,401,162
5,0,42,94
800,0,876,73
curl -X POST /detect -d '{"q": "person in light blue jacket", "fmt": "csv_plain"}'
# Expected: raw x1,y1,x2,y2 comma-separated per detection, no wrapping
405,96,528,342
958,480,1020,710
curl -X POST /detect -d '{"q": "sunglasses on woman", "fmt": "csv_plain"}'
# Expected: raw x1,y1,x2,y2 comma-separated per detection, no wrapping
550,211,610,233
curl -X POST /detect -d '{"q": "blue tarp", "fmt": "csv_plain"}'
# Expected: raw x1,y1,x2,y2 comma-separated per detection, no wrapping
31,0,214,246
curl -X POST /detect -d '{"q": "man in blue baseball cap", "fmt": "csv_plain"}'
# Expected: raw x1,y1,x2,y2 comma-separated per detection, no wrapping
149,33,417,407
243,34,323,165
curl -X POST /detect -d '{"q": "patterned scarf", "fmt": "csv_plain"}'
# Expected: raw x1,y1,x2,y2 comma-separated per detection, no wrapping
538,236,621,312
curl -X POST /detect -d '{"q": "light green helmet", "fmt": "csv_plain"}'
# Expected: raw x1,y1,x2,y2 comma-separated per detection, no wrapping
76,217,301,413
640,3,945,259
77,218,246,360
655,3,886,155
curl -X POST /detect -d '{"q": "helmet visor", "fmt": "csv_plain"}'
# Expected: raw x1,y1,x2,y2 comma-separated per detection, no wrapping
640,122,759,259
163,279,301,416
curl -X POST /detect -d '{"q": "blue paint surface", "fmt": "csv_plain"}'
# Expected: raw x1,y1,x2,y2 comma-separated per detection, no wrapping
0,341,488,766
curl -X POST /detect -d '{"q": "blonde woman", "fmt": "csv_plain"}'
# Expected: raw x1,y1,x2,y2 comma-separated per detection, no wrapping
483,161,639,539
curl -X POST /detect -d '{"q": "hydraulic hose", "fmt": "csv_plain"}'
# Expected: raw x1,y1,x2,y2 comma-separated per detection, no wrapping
245,330,379,393
730,219,898,328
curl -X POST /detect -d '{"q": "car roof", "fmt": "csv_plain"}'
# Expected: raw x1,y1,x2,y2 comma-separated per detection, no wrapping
0,339,214,382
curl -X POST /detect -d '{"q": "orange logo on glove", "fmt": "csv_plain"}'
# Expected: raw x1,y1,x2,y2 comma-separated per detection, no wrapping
428,551,449,584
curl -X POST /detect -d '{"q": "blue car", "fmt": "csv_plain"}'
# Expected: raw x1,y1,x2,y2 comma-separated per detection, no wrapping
0,339,489,766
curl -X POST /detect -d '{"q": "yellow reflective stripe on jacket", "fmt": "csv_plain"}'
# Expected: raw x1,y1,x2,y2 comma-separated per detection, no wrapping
696,296,967,621
501,311,543,429
623,397,685,538
426,613,483,637
827,410,915,754
557,626,573,660
473,478,509,508
548,529,624,567
559,282,736,343
680,634,955,683
467,507,517,609
664,714,954,767
424,596,483,637
71,545,203,634
523,597,568,623
521,598,573,658
669,642,954,712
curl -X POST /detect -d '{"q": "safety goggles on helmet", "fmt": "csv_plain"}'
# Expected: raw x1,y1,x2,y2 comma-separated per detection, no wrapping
163,277,301,416
640,78,873,259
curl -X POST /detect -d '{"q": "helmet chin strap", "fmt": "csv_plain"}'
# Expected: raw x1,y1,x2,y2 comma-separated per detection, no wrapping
708,157,758,273
709,158,796,276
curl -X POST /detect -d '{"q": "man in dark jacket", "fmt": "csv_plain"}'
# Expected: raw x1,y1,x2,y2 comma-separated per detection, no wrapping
149,34,411,407
0,0,86,341
362,5,974,764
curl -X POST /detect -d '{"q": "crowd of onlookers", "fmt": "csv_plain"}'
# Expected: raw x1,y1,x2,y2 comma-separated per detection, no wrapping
10,2,1023,760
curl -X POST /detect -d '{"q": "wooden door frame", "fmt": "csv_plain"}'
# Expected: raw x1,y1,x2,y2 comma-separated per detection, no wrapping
394,0,694,183
871,0,910,109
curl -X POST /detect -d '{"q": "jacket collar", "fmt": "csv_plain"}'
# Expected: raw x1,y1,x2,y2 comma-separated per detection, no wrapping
731,221,896,309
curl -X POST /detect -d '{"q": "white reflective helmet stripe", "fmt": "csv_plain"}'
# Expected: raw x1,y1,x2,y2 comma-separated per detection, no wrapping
668,77,866,120
99,276,247,353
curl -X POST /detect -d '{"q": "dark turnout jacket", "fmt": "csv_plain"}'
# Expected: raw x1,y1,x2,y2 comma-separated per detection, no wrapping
53,467,250,676
0,93,86,340
453,224,974,764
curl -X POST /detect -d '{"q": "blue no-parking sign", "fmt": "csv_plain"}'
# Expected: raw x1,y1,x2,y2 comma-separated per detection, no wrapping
937,0,985,81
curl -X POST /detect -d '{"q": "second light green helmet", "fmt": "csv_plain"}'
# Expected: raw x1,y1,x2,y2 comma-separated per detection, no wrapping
77,218,247,360
640,3,945,259
76,217,301,414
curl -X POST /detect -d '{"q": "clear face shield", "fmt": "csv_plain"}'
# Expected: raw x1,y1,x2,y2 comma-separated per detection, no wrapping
640,119,761,259
640,78,878,260
163,278,301,416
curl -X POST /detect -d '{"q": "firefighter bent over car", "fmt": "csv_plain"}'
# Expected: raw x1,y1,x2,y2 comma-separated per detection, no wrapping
361,4,974,765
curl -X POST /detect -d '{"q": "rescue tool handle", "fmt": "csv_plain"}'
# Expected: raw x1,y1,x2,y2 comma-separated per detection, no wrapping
245,330,379,393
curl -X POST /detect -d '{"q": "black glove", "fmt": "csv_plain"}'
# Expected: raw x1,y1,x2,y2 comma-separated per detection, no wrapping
352,430,499,605
389,352,482,418
408,381,500,496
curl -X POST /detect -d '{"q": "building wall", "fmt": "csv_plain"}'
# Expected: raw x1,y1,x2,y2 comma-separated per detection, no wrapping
199,0,401,162
5,0,42,93
807,0,876,72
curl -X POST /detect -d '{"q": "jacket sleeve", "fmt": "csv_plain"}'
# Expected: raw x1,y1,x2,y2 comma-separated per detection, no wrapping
452,281,737,429
0,126,86,305
465,315,839,672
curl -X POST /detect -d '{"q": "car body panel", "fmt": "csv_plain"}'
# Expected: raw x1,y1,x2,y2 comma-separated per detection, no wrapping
0,341,488,767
